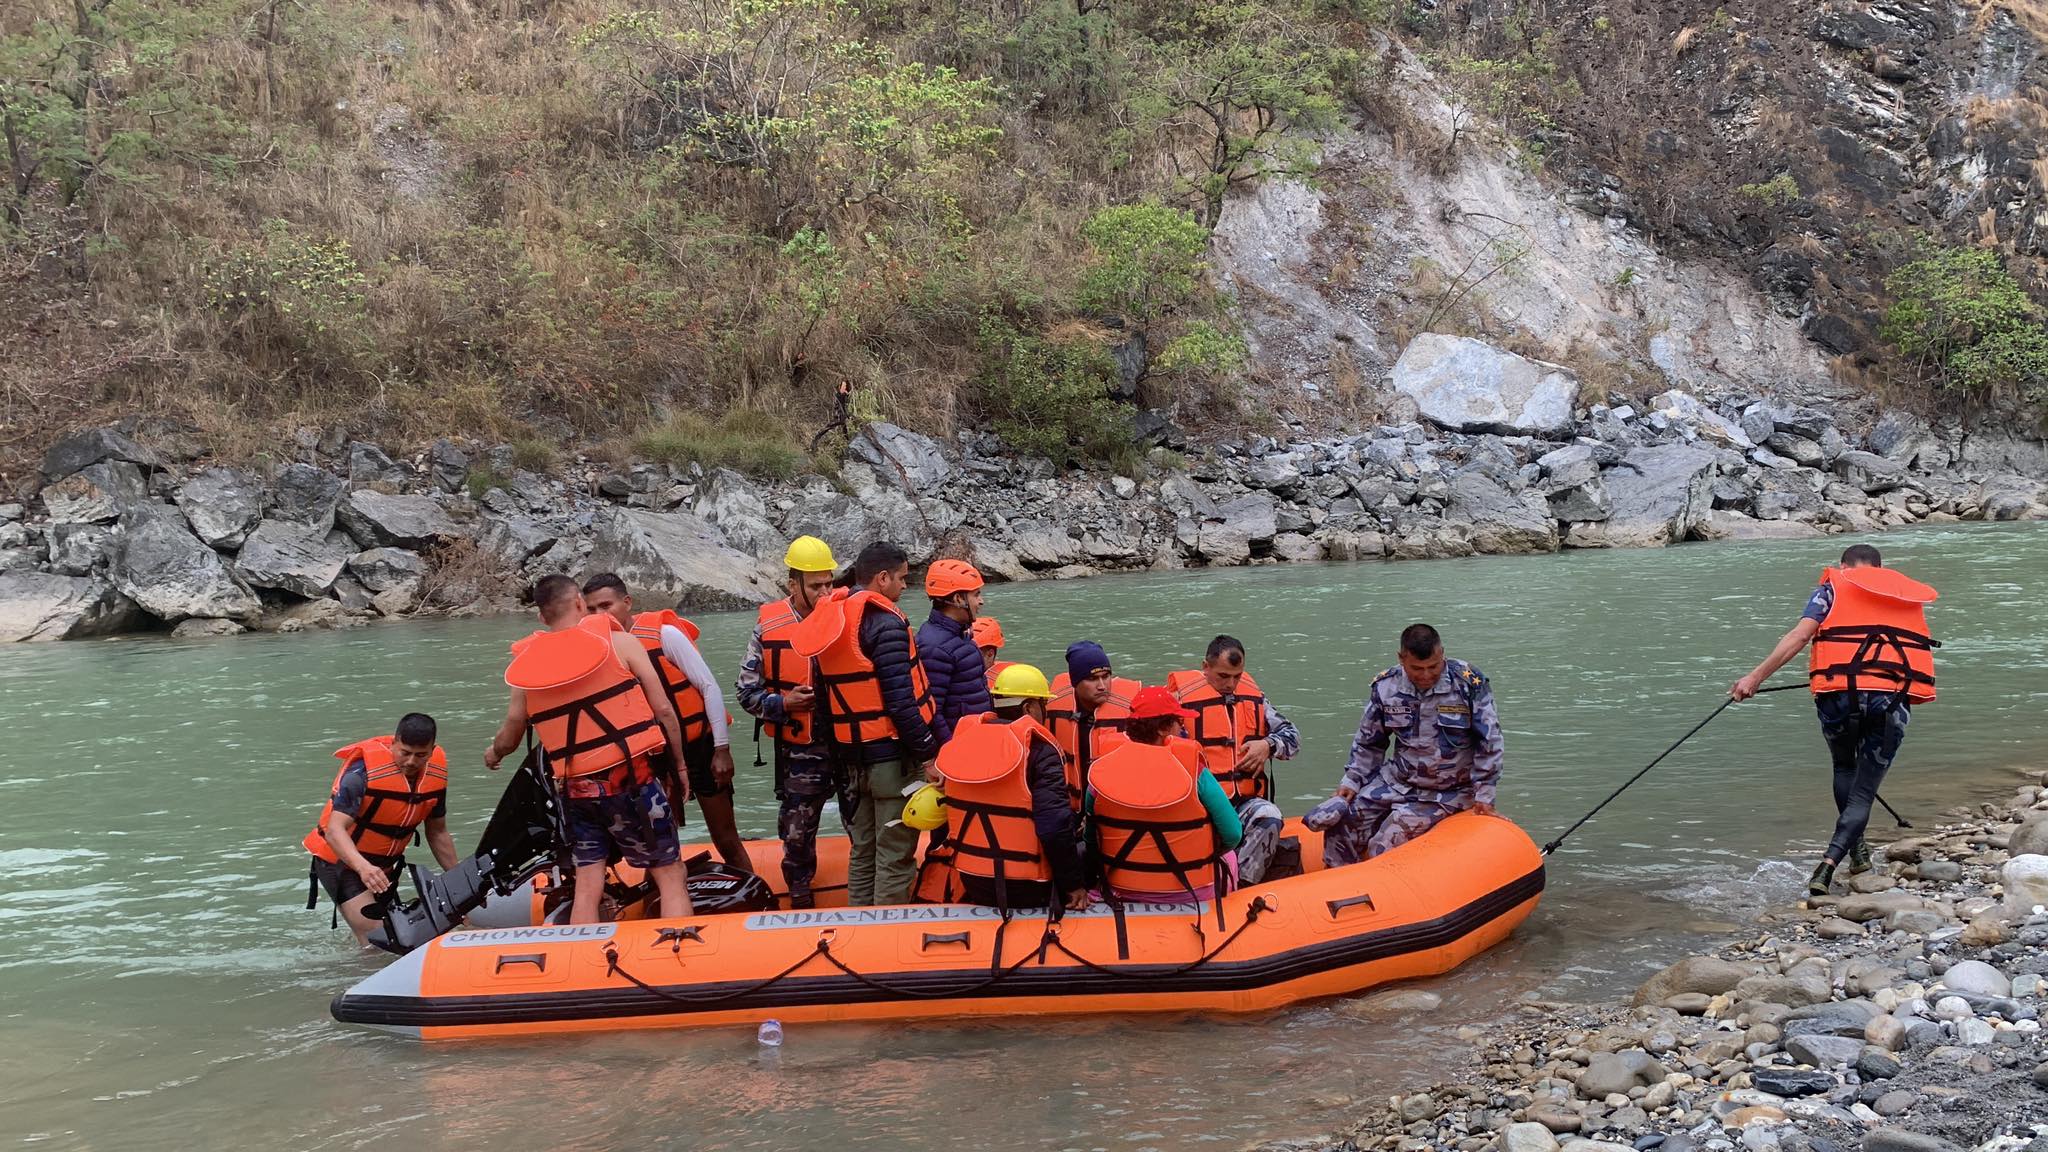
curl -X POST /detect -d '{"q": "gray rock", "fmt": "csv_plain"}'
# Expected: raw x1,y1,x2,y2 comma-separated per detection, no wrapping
371,578,422,617
1698,509,1826,541
1390,334,1577,436
0,572,145,642
696,469,783,559
1010,522,1082,569
1575,1051,1668,1098
1835,451,1908,494
41,460,148,525
427,439,470,493
1784,1000,1881,1037
780,491,877,562
1271,532,1322,562
333,574,374,613
1568,446,1717,548
270,464,346,531
1836,891,1928,922
42,427,162,480
0,504,19,522
347,547,428,593
2011,814,2048,858
235,521,354,599
1860,1131,1962,1152
1752,1068,1835,1096
1504,1121,1562,1152
1215,491,1279,543
1539,444,1612,521
111,505,260,622
1869,1090,1917,1117
1246,454,1303,492
1158,474,1220,520
1938,960,2011,999
1765,432,1827,468
170,616,245,638
1195,522,1253,565
1885,908,1947,934
1633,956,1755,1006
585,507,778,612
45,523,115,576
967,537,1032,583
1864,1015,1906,1052
477,514,556,571
1914,859,1961,882
1526,1103,1582,1134
174,467,265,548
1855,1047,1903,1080
336,490,461,550
1444,471,1560,553
256,596,351,633
347,442,409,486
850,423,953,493
1786,1034,1864,1067
1734,964,1833,1007
1761,404,1834,441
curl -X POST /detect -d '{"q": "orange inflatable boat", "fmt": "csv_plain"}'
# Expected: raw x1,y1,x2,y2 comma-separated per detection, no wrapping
331,812,1542,1039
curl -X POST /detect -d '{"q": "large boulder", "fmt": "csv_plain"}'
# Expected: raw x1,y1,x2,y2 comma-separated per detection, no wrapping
477,514,557,572
46,523,117,576
1214,491,1279,544
780,489,879,564
347,547,428,593
336,490,461,550
1565,445,1716,548
234,520,354,599
41,460,148,525
695,469,783,559
1633,955,1755,1006
269,463,346,531
174,467,265,548
2004,854,2048,919
850,422,954,494
347,442,409,487
1648,390,1753,448
1390,334,1576,436
585,508,778,611
42,426,163,480
1696,510,1825,541
1443,471,1559,553
1835,450,1908,494
427,439,471,493
1537,444,1611,522
1009,522,1083,569
1195,522,1253,565
111,504,260,622
0,572,145,641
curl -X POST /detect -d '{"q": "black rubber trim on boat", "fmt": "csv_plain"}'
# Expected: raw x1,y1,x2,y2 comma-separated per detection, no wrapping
332,864,1545,1029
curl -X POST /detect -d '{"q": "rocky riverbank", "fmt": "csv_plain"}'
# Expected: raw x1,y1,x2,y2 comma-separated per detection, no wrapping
2,336,2046,642
1254,779,2048,1152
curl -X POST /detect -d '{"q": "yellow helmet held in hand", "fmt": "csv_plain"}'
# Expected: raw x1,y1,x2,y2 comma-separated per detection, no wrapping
991,663,1053,701
902,784,949,831
783,535,837,573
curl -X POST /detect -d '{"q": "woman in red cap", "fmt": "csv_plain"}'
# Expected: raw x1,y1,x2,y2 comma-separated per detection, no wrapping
1084,686,1244,904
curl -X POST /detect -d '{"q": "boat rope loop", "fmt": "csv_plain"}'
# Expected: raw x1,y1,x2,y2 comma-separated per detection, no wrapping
1541,684,1806,856
599,895,1278,1009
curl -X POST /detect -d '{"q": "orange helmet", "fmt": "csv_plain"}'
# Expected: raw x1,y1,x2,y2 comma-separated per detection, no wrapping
924,559,985,600
972,616,1005,650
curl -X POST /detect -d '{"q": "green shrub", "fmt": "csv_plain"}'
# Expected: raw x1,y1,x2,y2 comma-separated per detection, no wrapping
1076,203,1210,327
509,437,562,474
634,409,808,479
971,318,1131,467
1736,173,1800,207
1881,245,2048,408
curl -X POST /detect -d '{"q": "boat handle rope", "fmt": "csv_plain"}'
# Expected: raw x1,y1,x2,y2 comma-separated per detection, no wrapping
1542,683,1827,856
598,895,1278,1008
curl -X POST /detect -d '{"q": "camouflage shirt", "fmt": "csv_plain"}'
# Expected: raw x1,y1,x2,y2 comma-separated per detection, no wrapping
734,621,829,761
1338,659,1504,807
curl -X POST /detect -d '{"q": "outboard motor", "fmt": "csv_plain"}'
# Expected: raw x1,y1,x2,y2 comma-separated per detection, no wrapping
369,752,562,955
683,857,777,915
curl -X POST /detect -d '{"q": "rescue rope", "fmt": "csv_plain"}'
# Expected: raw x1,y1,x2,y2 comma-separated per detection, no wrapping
599,896,1279,1010
1541,684,1805,856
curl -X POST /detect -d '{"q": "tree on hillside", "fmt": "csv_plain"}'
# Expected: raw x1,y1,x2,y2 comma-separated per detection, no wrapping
1881,245,2048,416
1124,0,1354,224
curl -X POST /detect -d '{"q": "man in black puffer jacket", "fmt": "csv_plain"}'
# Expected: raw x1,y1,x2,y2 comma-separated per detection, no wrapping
916,559,993,745
815,541,942,905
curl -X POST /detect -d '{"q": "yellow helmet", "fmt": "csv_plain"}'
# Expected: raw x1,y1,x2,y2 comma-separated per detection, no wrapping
782,535,837,573
991,663,1052,701
901,785,949,831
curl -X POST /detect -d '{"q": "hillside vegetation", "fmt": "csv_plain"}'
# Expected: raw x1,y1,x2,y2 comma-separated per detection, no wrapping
3,0,2045,481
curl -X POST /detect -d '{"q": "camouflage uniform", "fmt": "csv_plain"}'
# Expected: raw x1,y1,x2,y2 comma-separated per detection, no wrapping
1321,660,1504,868
1231,700,1299,886
735,620,840,907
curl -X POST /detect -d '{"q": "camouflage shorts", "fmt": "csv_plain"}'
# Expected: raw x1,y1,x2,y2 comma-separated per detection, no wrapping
1320,795,1457,868
565,778,681,870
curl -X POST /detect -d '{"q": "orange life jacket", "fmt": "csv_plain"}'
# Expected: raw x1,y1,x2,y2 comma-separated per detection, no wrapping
1809,566,1938,702
507,613,666,780
629,609,714,746
303,736,448,867
938,714,1058,888
1088,738,1221,900
756,597,815,746
797,588,939,748
1047,674,1140,809
983,659,1017,696
1167,669,1271,801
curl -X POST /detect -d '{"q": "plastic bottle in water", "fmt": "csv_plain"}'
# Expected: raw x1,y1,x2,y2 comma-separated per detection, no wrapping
756,1019,784,1047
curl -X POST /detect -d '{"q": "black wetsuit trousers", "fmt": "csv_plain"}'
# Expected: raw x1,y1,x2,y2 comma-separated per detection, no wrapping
1816,690,1911,863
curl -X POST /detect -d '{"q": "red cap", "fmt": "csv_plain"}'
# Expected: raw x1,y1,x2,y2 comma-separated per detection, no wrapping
1128,685,1193,721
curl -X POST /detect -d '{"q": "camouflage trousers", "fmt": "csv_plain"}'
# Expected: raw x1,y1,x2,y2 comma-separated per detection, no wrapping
1319,793,1458,868
776,755,842,907
1233,797,1286,885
